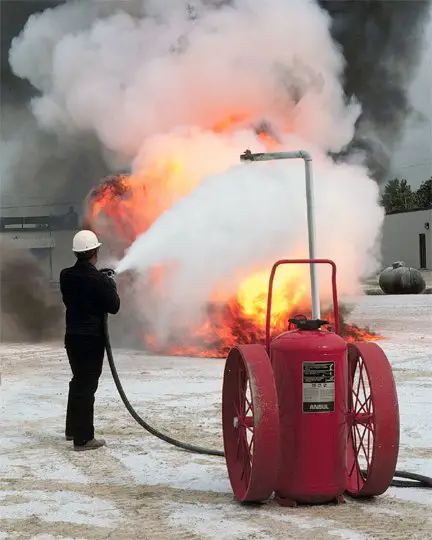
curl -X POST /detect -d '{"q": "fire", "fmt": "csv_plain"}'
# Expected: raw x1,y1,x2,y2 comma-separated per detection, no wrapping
88,156,195,243
140,296,382,359
88,174,147,244
211,113,249,133
86,117,383,357
238,265,308,327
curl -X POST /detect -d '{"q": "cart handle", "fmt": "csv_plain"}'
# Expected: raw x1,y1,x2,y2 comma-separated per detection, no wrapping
265,259,340,353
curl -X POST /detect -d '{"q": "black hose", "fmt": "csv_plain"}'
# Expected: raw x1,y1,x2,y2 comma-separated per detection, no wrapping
103,317,431,487
389,471,432,488
104,316,224,457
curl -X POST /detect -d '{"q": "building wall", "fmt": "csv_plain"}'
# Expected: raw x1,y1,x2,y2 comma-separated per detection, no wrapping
51,230,76,280
1,231,52,278
0,229,77,281
381,209,432,269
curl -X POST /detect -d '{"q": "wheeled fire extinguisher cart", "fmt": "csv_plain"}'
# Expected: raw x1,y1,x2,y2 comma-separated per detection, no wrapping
221,150,400,505
104,148,431,502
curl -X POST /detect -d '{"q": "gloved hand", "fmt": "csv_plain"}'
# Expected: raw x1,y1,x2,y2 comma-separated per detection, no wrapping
100,268,117,289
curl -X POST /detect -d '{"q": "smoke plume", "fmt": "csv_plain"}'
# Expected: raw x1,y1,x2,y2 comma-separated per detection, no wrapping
0,239,63,341
1,0,430,348
3,0,430,193
6,0,380,339
8,0,360,155
319,0,432,180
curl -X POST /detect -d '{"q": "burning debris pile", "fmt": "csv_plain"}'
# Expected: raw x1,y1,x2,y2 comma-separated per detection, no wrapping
142,302,382,359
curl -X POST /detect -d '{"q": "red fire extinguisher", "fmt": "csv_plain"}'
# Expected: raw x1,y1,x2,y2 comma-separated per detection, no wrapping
268,259,348,505
271,316,348,505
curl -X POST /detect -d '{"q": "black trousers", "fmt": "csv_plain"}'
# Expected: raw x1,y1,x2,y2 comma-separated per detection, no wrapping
65,335,105,444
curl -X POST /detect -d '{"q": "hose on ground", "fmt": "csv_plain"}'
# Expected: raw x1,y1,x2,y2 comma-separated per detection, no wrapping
103,317,431,488
104,316,224,457
387,471,432,488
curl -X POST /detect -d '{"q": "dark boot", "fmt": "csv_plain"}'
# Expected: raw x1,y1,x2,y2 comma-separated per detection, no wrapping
74,438,106,452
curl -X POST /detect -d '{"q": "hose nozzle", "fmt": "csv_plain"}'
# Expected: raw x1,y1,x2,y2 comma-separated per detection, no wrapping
100,268,116,279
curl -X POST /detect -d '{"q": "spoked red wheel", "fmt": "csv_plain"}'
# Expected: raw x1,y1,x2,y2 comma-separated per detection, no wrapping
346,343,400,497
222,344,279,503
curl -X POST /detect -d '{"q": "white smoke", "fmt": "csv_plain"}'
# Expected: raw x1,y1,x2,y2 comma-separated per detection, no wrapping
9,0,385,340
10,0,360,156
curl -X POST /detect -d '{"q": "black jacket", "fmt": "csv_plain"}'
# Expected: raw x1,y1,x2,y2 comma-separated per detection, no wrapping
60,260,120,338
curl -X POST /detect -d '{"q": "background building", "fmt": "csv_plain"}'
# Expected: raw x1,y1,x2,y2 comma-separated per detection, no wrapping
0,204,79,281
381,207,432,270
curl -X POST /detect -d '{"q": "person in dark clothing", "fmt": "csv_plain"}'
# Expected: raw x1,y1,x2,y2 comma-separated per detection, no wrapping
60,229,120,451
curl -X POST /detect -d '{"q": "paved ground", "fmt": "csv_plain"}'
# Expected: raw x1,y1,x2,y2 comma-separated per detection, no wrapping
0,294,431,539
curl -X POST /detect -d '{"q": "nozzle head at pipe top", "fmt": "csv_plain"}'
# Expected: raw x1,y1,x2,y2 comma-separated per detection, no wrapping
288,318,329,331
240,149,264,161
240,149,253,161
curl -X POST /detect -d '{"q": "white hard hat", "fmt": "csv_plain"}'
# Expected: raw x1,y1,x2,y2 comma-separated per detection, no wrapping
72,230,102,253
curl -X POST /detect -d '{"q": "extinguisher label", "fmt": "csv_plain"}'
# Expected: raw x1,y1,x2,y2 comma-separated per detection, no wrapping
302,361,335,413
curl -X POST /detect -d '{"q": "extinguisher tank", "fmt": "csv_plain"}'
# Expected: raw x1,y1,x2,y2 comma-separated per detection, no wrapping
271,320,348,505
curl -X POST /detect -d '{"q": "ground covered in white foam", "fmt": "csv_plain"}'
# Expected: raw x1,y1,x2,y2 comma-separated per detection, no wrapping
0,295,431,539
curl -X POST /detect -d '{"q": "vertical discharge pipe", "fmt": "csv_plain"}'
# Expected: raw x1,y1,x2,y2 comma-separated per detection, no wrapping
240,150,320,319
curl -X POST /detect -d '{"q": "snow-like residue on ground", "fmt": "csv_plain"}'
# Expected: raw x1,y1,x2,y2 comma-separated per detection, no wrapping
0,490,121,527
168,502,264,539
386,487,432,506
111,441,230,492
272,513,376,539
167,501,380,540
0,295,431,539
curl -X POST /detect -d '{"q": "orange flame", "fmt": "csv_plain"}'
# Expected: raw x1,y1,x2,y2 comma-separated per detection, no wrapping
211,113,249,133
86,119,382,357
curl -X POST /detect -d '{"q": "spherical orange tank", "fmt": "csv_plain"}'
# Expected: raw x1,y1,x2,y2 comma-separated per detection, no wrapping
271,325,348,505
